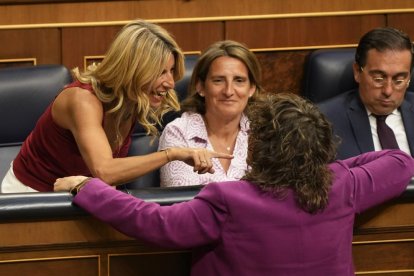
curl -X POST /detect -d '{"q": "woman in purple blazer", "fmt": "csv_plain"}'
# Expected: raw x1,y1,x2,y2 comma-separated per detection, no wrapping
54,93,414,276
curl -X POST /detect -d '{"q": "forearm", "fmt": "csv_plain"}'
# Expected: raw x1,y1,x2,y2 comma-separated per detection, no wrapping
90,150,170,185
73,179,167,242
73,178,221,248
340,150,403,168
352,150,414,212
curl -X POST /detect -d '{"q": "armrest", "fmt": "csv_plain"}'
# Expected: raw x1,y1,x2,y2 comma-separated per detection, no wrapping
1,181,413,223
0,185,203,222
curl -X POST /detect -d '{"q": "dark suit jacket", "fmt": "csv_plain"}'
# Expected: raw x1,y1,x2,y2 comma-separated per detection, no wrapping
318,89,414,160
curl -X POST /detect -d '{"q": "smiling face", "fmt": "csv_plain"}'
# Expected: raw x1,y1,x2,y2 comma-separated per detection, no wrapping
354,48,412,115
148,54,175,108
197,56,256,122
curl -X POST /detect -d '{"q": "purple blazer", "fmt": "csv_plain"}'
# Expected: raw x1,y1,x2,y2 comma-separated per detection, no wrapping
74,150,414,276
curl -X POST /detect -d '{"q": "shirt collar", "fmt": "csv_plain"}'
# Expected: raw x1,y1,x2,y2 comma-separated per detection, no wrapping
183,112,249,142
366,108,400,117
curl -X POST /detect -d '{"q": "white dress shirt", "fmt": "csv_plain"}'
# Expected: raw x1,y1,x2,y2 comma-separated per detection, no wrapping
367,109,411,155
158,112,249,187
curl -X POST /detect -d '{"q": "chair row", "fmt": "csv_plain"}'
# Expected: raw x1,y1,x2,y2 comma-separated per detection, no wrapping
2,49,411,189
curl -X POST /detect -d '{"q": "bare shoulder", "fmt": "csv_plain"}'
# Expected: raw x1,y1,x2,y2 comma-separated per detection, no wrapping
54,86,102,113
52,86,103,128
60,86,100,105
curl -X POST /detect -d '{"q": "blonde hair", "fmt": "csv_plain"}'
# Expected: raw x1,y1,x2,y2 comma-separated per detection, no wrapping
73,19,184,146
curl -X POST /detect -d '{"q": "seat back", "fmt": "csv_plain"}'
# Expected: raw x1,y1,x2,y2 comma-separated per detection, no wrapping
302,48,357,103
175,54,199,102
302,48,414,103
123,135,160,189
0,65,72,181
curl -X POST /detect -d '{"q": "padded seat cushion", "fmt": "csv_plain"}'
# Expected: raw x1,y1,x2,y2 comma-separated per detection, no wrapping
0,65,72,145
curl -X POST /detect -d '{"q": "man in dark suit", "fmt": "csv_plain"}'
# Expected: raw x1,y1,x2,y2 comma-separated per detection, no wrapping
318,27,414,160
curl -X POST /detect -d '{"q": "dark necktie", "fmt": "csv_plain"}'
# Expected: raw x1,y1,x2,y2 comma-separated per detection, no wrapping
374,114,399,149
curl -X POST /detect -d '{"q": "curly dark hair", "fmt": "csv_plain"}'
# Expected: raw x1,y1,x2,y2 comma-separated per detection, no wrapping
243,93,337,213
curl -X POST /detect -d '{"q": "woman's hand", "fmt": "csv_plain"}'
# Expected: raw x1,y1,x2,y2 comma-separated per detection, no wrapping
54,176,89,192
168,148,233,174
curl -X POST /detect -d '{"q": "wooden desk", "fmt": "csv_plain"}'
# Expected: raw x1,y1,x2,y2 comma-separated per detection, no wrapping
0,185,413,275
353,194,414,275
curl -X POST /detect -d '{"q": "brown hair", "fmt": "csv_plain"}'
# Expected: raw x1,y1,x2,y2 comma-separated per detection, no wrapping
243,93,337,213
181,40,264,114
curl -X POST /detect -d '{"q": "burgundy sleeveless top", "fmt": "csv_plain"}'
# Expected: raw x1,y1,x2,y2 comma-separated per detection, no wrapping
13,81,134,192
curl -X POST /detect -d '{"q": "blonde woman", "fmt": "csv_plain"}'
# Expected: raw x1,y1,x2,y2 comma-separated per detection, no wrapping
1,19,231,193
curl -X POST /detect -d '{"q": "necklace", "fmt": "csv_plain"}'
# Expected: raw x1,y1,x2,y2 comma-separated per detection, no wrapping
203,116,239,153
207,130,238,153
211,139,235,153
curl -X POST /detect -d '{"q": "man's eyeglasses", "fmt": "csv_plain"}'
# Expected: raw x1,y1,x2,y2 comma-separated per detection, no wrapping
360,67,411,90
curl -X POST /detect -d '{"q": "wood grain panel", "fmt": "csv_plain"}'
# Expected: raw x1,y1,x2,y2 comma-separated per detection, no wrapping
352,198,414,274
226,15,385,49
159,22,224,52
0,218,130,248
0,0,130,3
354,200,414,232
353,239,414,272
62,26,121,70
61,22,222,70
0,0,413,25
0,256,99,276
255,50,311,95
109,252,191,276
0,58,36,68
387,13,414,39
0,28,60,64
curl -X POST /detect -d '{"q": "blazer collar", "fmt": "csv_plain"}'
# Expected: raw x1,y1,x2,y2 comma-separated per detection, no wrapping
347,91,375,153
400,99,414,154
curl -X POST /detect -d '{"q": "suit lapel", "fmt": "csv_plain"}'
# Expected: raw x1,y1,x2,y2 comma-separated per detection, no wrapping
400,99,414,154
347,93,375,153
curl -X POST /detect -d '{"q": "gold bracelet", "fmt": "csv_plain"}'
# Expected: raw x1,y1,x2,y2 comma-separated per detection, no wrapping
160,148,171,162
70,177,92,196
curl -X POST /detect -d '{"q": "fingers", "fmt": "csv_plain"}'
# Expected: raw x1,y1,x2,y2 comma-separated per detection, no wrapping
193,148,212,174
54,179,67,192
211,151,234,160
178,147,232,175
53,176,88,192
193,149,232,174
53,180,61,192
